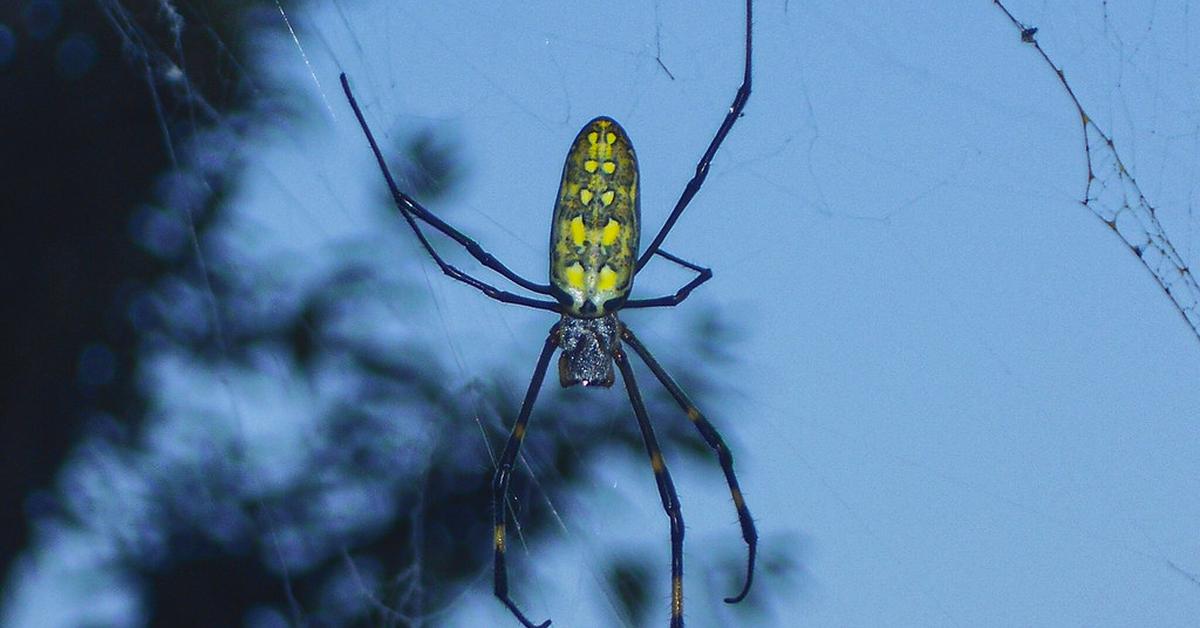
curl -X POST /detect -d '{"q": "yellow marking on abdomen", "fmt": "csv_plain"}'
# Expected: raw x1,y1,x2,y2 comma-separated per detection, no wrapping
600,190,615,206
566,262,585,289
598,266,617,292
570,216,586,246
580,189,594,204
494,524,506,551
601,219,621,246
650,451,664,472
602,161,616,174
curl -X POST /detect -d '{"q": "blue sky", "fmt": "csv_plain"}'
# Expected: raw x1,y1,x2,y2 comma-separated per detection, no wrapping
7,1,1199,626
300,2,1200,624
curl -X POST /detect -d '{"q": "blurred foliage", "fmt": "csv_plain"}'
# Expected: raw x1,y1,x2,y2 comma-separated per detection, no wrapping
3,1,799,626
0,0,284,583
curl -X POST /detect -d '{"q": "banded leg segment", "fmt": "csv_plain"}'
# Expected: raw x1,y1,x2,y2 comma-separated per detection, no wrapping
341,74,556,302
622,327,757,604
493,328,560,628
614,348,686,628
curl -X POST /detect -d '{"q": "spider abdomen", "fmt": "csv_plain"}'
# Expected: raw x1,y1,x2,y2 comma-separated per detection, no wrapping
549,117,640,317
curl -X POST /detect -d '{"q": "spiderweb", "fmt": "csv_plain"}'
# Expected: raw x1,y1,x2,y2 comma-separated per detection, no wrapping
993,0,1200,342
3,1,1198,627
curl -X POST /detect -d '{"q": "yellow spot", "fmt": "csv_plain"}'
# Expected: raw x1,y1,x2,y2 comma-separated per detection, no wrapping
600,190,615,207
588,131,599,145
580,189,594,204
650,451,664,472
566,263,585,289
672,575,683,617
570,216,586,246
494,524,506,551
732,487,745,509
602,161,616,174
514,422,526,440
584,160,599,173
686,407,700,422
601,219,621,245
598,266,618,292
606,132,617,145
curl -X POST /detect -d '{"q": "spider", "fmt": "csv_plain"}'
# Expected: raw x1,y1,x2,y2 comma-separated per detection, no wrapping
340,1,754,625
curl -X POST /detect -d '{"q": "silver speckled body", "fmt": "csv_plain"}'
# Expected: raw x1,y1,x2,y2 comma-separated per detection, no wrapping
557,313,620,387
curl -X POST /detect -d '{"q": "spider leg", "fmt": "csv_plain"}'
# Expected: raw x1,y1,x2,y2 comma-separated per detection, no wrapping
621,327,757,604
624,249,713,309
614,346,686,628
635,0,752,273
395,192,559,310
340,73,555,298
493,326,560,628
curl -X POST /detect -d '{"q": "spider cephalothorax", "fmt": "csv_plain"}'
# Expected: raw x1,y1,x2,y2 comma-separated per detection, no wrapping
340,2,755,624
556,313,620,388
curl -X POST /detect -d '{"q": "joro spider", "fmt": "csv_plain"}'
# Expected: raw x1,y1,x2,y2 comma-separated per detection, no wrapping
340,1,754,625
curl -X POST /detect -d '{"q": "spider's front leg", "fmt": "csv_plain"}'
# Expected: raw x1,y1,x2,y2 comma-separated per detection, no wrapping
621,326,758,605
614,345,686,628
492,326,560,628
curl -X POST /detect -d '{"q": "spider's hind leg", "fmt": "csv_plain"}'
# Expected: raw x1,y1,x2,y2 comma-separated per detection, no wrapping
624,249,713,309
340,73,557,302
635,0,753,273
